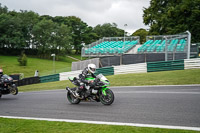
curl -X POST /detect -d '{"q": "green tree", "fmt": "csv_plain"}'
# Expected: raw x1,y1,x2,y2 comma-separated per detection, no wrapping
0,3,8,14
0,14,10,48
65,16,91,54
132,28,149,44
53,24,72,54
18,51,28,66
93,23,124,39
82,26,98,45
32,19,56,56
143,0,200,42
0,12,25,49
17,10,39,48
0,9,39,50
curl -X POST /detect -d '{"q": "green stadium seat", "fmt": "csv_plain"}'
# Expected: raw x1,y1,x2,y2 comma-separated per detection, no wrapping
85,39,139,55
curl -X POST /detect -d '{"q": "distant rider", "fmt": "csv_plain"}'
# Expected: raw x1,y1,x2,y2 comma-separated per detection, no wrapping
75,64,96,97
0,68,3,78
0,68,3,88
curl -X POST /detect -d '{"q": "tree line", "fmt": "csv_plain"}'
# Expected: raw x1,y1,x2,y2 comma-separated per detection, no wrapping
0,4,124,57
0,0,200,57
142,0,200,43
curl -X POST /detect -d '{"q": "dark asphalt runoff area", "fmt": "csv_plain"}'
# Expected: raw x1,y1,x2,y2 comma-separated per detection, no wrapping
0,85,200,127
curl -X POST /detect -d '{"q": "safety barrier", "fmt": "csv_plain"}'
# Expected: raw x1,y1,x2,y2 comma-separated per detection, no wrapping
60,67,114,81
184,58,200,69
60,70,82,81
15,76,40,86
40,74,59,83
10,74,20,80
147,60,184,72
16,58,200,86
114,63,147,75
95,67,114,76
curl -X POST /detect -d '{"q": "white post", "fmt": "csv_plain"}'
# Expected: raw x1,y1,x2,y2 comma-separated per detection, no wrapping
164,36,168,61
123,24,127,53
51,54,56,74
186,31,191,59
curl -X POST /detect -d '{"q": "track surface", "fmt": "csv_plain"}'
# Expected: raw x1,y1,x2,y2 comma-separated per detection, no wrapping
0,85,200,127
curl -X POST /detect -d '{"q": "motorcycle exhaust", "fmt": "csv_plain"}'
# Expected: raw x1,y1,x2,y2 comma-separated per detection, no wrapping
66,87,75,96
66,87,81,99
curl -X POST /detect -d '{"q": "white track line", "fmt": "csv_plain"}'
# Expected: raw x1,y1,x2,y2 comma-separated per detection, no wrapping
115,91,200,94
0,115,199,131
111,84,200,88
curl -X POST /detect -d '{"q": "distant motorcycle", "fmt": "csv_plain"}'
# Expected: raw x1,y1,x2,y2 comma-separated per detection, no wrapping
0,75,18,98
66,74,114,105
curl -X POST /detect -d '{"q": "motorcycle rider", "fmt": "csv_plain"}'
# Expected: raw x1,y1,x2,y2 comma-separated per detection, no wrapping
0,68,3,89
0,68,3,77
74,63,96,97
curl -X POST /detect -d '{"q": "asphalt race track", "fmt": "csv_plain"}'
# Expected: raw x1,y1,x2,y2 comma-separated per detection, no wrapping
0,85,200,128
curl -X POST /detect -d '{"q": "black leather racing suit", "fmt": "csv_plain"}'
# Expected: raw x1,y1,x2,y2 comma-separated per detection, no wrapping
77,67,96,93
0,74,3,90
79,67,96,84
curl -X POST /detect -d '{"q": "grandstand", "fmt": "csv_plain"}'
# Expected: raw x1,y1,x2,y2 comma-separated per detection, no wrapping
81,36,140,57
137,34,188,53
81,31,191,64
136,32,190,60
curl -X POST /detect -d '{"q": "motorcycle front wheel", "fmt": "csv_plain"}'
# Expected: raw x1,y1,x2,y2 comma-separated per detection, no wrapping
67,91,80,104
100,89,114,105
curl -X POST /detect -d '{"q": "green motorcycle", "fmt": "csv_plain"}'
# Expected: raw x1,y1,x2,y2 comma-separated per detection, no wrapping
66,74,114,105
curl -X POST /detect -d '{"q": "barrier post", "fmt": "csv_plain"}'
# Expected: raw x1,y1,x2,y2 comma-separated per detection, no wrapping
186,31,191,59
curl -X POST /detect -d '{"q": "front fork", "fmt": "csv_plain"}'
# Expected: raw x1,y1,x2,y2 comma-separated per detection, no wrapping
101,87,109,96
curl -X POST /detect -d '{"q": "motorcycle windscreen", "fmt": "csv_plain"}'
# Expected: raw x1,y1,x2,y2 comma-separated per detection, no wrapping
97,74,108,81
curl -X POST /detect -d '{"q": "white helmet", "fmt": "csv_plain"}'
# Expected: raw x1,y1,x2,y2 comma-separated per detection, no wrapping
88,64,96,73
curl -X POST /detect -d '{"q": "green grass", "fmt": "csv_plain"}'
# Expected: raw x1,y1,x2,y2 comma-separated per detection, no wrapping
68,54,88,60
18,69,200,92
58,55,78,62
19,80,73,92
0,55,72,77
0,118,198,133
1,55,200,133
108,69,200,86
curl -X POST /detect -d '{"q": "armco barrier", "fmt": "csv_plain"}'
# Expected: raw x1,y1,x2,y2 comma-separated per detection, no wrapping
184,58,200,69
60,67,114,81
114,63,147,75
147,60,184,72
15,76,40,86
60,70,82,81
40,74,59,83
95,67,114,76
15,58,200,86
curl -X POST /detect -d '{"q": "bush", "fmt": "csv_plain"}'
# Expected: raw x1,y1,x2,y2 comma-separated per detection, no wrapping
18,53,28,66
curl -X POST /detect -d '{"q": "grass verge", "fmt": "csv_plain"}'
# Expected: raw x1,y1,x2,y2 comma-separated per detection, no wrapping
0,55,72,77
19,80,73,92
18,69,200,92
0,118,198,133
108,68,200,86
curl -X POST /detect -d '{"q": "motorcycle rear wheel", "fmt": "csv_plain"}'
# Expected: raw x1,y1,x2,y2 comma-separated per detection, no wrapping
67,91,80,104
100,89,114,105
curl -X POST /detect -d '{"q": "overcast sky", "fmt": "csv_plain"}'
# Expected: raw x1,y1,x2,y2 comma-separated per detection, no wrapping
0,0,150,34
